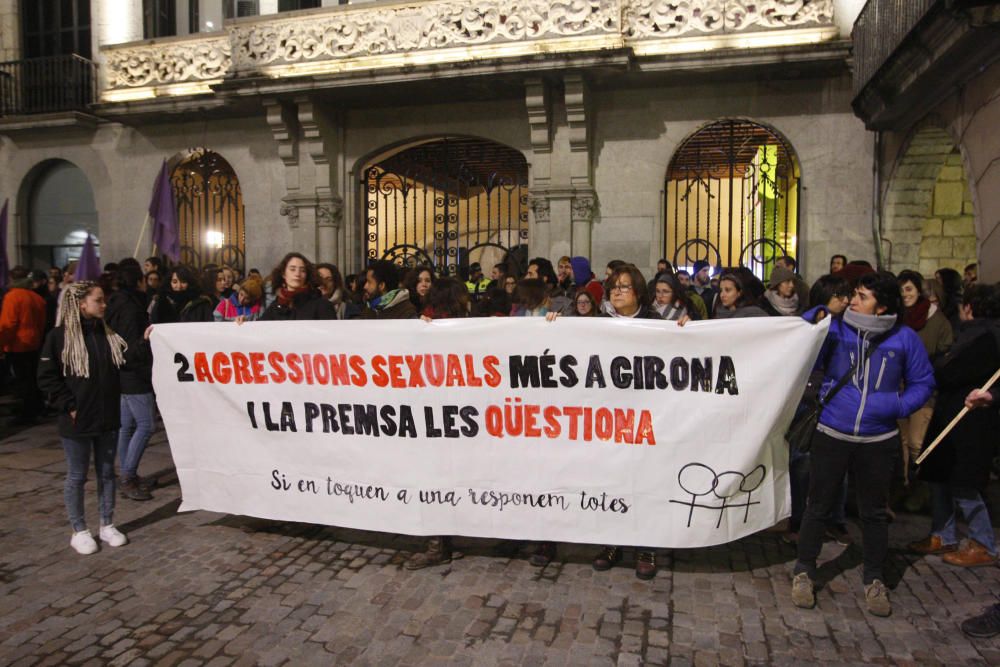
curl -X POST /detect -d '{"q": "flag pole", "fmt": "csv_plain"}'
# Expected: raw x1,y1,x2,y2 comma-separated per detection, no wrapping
916,366,1000,466
134,213,151,259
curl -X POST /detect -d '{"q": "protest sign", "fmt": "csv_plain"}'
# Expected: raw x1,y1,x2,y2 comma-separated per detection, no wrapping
152,316,828,548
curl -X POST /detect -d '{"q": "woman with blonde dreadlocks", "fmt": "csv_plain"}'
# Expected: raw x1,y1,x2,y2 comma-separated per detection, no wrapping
38,281,131,555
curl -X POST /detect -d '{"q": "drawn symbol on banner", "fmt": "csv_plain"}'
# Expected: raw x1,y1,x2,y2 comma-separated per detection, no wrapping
669,463,767,528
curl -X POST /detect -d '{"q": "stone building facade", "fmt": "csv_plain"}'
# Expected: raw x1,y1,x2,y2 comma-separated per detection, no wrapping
0,0,938,286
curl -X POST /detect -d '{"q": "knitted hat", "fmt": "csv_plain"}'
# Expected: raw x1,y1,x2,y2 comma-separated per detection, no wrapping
768,266,796,290
570,256,592,286
692,260,711,275
240,278,263,303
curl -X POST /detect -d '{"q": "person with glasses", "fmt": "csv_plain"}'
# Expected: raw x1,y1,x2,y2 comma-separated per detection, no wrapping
573,290,597,317
590,263,662,579
652,274,697,321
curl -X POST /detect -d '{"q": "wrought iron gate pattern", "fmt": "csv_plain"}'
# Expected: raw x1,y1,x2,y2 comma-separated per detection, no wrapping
171,149,246,273
665,119,799,276
363,137,529,275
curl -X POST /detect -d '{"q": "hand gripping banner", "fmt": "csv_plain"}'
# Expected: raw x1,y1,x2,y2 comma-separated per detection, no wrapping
152,316,829,548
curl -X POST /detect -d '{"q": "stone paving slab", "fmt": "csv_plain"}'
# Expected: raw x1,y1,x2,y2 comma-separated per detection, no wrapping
2,420,1000,665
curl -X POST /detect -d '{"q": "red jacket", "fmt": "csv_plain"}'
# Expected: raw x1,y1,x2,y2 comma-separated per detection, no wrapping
0,287,47,352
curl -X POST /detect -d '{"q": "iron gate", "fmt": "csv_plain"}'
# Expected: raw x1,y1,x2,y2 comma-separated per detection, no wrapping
362,137,529,276
665,119,799,276
171,149,246,273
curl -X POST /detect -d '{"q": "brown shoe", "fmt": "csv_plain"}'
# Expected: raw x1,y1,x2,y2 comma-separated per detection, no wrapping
908,535,957,555
592,546,622,572
529,542,556,567
405,536,452,570
635,551,657,580
942,540,998,568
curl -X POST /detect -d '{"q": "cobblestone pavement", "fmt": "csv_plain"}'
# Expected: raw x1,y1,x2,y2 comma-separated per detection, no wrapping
2,420,1000,666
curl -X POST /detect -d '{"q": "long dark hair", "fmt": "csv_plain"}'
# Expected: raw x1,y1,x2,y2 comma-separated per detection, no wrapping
403,265,435,310
936,267,963,322
426,277,469,318
716,272,754,313
270,252,318,291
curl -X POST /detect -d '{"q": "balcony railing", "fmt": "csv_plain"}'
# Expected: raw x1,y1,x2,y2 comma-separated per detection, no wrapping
851,0,936,96
0,54,98,116
102,0,838,102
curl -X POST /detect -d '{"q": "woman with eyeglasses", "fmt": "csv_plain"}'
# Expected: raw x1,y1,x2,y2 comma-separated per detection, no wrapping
590,263,661,579
652,274,697,321
573,290,598,317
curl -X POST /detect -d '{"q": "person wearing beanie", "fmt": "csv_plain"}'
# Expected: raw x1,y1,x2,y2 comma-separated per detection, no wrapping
214,277,264,322
569,256,604,306
774,256,811,309
690,259,719,315
762,266,804,316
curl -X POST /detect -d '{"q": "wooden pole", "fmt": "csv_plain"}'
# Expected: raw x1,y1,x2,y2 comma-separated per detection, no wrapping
133,213,150,259
916,366,1000,466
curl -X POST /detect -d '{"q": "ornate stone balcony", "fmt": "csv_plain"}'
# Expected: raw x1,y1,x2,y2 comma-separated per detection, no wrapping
101,0,837,103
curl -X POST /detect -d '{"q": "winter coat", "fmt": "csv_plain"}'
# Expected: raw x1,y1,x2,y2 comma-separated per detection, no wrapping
0,286,46,352
37,319,122,438
105,289,153,394
152,290,216,324
714,304,769,319
214,293,262,322
918,319,1000,489
803,305,935,438
914,308,953,361
261,288,337,321
597,304,663,320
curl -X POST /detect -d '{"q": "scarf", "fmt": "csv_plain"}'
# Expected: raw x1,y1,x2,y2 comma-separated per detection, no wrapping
903,297,931,331
843,308,898,335
277,285,311,307
369,288,405,311
602,301,640,318
765,289,799,316
654,302,686,321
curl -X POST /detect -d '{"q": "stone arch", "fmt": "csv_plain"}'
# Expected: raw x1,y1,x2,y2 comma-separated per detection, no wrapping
882,125,976,275
663,118,801,277
17,158,99,270
357,135,529,277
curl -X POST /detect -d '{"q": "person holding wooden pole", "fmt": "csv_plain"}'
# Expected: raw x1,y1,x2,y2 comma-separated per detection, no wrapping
909,284,1000,568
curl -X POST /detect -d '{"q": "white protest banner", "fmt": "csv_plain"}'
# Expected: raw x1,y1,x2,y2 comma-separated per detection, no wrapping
152,316,828,548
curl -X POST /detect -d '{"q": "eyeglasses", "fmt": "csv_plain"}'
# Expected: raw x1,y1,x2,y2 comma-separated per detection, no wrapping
576,299,592,306
610,284,633,293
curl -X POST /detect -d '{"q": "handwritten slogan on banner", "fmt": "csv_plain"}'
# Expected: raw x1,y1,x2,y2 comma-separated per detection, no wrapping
152,317,829,548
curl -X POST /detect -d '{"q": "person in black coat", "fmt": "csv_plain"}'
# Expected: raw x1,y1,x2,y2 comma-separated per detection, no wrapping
151,265,215,323
911,284,1000,567
590,264,660,580
105,264,157,501
260,253,336,321
38,281,131,555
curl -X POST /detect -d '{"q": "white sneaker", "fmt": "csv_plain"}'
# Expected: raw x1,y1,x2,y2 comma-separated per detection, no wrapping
99,524,128,547
70,530,98,555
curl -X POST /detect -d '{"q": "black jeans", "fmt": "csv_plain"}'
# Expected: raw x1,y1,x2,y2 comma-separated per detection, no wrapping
794,429,898,585
7,351,42,421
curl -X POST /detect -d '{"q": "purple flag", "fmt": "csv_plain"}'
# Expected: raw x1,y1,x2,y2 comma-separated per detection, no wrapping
75,234,101,281
0,199,9,290
149,160,180,261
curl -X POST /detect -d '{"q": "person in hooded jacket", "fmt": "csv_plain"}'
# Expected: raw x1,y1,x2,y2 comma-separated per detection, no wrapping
105,264,157,501
791,271,935,618
569,256,605,307
38,281,131,555
214,278,264,323
260,253,337,321
910,284,1000,567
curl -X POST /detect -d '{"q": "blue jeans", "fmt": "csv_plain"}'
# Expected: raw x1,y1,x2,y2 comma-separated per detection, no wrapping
931,483,997,555
63,432,117,532
118,393,156,480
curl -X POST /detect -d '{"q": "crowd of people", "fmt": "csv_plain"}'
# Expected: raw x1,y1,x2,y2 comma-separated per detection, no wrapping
1,248,998,634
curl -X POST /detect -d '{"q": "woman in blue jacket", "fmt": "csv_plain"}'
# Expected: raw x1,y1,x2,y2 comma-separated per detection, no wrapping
791,271,935,617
